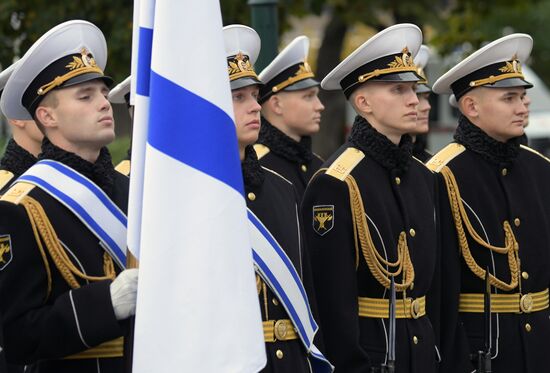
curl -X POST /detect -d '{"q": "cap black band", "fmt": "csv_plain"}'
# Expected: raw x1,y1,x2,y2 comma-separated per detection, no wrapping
451,59,532,99
340,50,421,98
259,62,316,104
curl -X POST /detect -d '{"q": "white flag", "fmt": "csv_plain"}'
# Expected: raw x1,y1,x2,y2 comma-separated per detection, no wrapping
131,0,267,372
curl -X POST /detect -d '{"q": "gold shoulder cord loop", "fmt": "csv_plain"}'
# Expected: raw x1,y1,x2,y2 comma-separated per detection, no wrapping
21,196,117,291
440,166,520,291
344,174,415,291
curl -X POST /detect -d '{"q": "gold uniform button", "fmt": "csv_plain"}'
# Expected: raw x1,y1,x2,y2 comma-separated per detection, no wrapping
247,192,256,201
276,349,284,359
522,271,529,280
395,177,401,185
501,168,508,176
525,323,532,332
272,298,279,306
413,336,419,344
514,218,521,227
301,165,307,172
409,228,416,237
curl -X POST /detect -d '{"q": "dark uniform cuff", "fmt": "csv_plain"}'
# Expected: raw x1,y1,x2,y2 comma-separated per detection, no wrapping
69,279,123,348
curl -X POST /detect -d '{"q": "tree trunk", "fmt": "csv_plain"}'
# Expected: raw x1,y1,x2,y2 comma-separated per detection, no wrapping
313,10,348,159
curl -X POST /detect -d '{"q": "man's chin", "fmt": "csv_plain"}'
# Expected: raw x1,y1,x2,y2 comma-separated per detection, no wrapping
98,133,116,147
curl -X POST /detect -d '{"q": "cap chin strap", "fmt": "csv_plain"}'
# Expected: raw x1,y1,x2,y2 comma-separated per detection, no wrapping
468,72,525,88
37,66,104,96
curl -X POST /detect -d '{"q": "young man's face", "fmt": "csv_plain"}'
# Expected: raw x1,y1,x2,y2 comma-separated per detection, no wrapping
361,81,419,137
470,87,528,142
44,80,115,150
275,86,325,138
232,84,261,148
413,92,431,135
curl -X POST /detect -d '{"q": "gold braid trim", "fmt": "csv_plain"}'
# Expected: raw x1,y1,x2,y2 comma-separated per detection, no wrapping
37,66,104,96
20,196,116,289
440,166,520,291
23,198,53,300
344,174,415,291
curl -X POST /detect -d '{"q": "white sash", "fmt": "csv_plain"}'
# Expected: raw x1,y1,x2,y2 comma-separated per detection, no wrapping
247,209,333,372
17,160,127,269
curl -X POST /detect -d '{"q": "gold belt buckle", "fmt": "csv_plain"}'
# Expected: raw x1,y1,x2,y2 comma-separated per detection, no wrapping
274,319,289,340
410,298,421,319
520,294,533,313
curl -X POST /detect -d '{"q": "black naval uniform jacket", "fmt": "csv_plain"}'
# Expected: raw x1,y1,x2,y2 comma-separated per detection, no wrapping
0,139,129,373
254,118,323,199
242,146,317,373
428,116,550,373
302,116,439,373
0,139,37,373
0,138,38,194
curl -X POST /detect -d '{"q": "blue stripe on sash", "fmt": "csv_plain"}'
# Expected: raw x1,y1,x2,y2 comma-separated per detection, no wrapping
248,210,317,329
310,351,334,373
18,174,126,268
40,160,127,225
252,250,310,347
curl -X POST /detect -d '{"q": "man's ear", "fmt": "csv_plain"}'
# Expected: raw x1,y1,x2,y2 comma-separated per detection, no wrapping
267,94,284,115
353,88,372,115
34,105,56,129
459,95,479,119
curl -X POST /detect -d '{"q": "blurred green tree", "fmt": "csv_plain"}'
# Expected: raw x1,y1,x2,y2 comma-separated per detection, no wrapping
1,0,548,157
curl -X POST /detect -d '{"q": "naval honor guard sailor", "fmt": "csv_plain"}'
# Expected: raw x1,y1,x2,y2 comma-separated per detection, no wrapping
0,20,137,372
0,62,42,194
301,24,440,372
411,45,434,162
108,76,132,176
224,24,332,373
428,33,550,373
255,36,325,199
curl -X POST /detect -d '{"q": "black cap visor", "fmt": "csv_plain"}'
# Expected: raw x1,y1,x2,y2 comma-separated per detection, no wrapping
344,71,422,98
455,77,533,100
416,84,432,93
482,77,533,90
281,78,319,92
28,72,113,118
230,76,263,91
61,72,114,89
370,71,422,83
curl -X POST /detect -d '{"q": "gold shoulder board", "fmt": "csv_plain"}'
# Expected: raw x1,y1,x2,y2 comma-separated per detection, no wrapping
520,145,550,163
115,160,131,176
1,181,36,205
0,170,14,192
325,147,365,181
426,143,465,172
253,144,270,160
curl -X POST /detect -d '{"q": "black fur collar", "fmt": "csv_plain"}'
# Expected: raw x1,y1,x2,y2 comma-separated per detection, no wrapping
0,138,37,178
241,145,265,190
454,115,520,167
258,117,314,163
39,138,117,196
348,115,413,176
